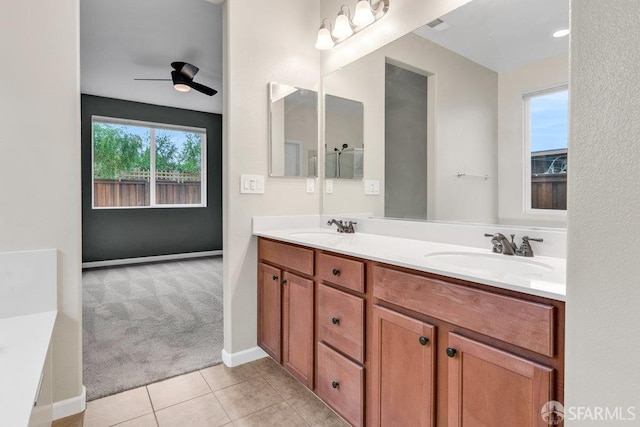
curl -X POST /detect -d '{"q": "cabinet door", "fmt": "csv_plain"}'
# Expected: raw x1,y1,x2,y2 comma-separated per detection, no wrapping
258,263,282,362
282,271,314,388
370,306,435,427
447,333,553,427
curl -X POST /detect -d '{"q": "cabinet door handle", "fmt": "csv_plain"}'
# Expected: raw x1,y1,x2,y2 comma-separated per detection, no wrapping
419,336,429,345
331,317,340,325
332,381,340,389
272,275,278,281
281,280,287,286
332,268,340,276
446,347,457,358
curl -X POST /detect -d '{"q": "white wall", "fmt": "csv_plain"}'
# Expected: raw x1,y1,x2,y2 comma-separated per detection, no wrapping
0,0,82,404
565,0,640,422
223,0,321,354
498,55,569,227
322,33,498,223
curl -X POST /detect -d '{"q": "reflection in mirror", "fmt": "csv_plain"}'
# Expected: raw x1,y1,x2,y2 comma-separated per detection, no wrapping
324,95,364,179
322,0,569,228
269,82,318,177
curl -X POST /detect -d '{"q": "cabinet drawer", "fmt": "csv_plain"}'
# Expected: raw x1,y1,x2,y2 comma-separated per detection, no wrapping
259,238,314,276
373,266,555,356
317,284,365,363
317,252,365,293
317,342,364,427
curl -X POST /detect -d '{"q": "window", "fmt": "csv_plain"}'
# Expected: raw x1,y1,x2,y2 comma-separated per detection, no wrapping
92,117,206,208
524,87,568,212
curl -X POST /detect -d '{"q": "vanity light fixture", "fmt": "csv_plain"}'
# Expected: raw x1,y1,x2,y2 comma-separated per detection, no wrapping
332,5,354,40
552,28,570,38
315,19,335,50
315,0,389,50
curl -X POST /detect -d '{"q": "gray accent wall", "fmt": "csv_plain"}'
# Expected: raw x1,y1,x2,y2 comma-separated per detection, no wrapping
81,95,222,262
384,63,429,219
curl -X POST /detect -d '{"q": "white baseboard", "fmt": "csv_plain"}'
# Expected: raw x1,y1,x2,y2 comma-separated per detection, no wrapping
82,251,222,269
221,347,268,367
53,386,86,420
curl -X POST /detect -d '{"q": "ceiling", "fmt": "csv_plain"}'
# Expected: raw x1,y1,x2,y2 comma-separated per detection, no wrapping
81,0,223,114
413,0,569,72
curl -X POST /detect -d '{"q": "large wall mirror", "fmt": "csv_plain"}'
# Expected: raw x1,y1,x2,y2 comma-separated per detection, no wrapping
269,82,318,177
322,0,569,228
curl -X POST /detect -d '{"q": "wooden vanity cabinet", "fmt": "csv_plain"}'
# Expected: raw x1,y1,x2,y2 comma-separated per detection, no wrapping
257,238,565,426
446,333,553,427
370,306,435,427
258,239,315,388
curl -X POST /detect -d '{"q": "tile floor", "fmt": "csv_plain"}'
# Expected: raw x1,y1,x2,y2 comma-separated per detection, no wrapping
53,357,348,427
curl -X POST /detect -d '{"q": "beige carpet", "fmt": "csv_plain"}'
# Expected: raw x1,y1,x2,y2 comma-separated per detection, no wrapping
82,257,223,400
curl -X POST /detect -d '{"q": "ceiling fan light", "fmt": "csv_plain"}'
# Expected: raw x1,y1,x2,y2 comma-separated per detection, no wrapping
315,22,335,50
174,83,191,92
332,11,353,40
353,0,375,27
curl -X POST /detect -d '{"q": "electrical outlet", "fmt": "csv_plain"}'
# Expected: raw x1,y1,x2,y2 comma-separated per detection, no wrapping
306,178,315,193
240,174,265,194
364,179,380,195
325,179,334,194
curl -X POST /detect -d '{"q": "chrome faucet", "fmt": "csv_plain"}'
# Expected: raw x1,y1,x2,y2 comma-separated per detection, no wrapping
484,233,518,255
515,236,544,257
484,233,544,256
327,219,357,233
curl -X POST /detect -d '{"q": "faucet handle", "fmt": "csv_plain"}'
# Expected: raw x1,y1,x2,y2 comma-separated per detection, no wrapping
517,236,543,257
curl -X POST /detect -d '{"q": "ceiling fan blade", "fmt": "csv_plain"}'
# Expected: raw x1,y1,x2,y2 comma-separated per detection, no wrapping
133,78,172,81
171,61,199,79
187,81,217,96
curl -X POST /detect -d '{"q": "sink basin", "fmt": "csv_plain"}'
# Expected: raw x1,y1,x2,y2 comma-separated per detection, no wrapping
424,252,553,277
288,231,342,238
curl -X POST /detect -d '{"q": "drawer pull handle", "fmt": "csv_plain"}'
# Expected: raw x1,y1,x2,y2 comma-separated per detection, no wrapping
332,381,340,389
331,317,340,325
419,336,429,345
446,347,457,358
272,275,278,281
332,268,340,276
281,280,287,286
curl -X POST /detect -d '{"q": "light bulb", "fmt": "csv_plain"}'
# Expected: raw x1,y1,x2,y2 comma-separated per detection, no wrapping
332,11,353,40
174,83,191,92
315,24,334,50
353,0,375,27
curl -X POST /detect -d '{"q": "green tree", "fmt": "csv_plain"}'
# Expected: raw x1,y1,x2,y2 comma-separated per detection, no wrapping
155,130,179,172
178,133,202,174
93,123,149,179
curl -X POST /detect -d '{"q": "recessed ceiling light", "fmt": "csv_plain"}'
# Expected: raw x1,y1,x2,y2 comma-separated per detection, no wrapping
553,29,570,38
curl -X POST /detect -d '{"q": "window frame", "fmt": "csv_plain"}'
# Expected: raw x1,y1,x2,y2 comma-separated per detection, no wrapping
523,85,568,216
91,115,207,209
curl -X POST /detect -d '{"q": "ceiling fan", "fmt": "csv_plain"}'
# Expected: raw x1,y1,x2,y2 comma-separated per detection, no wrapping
134,62,217,96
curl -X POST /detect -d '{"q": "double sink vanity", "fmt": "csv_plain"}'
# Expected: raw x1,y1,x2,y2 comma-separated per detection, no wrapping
261,0,569,424
254,216,565,426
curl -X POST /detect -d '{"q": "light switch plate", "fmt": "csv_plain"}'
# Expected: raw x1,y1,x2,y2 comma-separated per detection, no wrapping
364,179,380,195
240,174,265,194
306,178,315,193
325,179,334,194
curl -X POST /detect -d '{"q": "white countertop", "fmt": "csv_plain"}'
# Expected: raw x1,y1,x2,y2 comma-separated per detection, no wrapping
254,228,566,301
0,311,57,427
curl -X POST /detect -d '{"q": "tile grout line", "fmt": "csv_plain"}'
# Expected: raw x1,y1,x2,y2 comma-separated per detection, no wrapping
198,370,234,424
144,386,160,427
251,361,312,425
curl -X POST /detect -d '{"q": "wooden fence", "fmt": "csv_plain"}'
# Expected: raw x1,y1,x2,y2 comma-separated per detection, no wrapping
531,174,566,210
94,179,201,207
